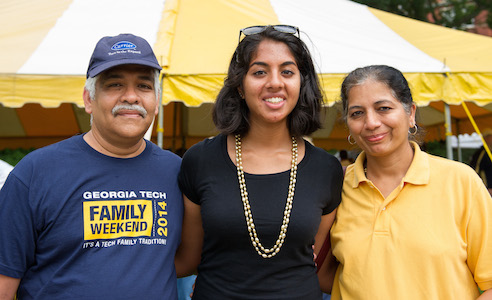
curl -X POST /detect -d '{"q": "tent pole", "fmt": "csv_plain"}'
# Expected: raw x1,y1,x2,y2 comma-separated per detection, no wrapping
157,75,164,149
444,103,453,160
456,120,462,162
158,103,164,148
172,103,177,151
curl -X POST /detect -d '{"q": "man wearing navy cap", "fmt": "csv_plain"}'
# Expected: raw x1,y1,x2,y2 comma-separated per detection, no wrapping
0,34,183,299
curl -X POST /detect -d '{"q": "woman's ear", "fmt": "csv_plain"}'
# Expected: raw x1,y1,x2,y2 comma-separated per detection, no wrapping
409,103,417,126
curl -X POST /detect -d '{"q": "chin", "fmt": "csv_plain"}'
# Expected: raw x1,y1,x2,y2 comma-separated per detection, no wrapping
365,144,390,156
116,127,149,139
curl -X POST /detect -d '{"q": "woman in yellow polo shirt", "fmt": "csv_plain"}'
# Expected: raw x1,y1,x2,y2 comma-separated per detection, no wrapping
318,65,492,299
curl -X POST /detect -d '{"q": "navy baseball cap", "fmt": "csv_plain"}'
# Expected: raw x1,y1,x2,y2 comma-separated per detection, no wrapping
86,33,162,78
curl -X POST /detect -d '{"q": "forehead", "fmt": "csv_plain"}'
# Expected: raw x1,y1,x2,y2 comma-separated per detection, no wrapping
348,79,396,103
100,64,155,80
251,39,296,62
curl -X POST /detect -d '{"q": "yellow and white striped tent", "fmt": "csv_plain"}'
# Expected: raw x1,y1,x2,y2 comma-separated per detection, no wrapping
1,0,492,150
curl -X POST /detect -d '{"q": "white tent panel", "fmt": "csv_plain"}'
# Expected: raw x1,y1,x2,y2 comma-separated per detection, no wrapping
271,0,450,73
18,0,165,75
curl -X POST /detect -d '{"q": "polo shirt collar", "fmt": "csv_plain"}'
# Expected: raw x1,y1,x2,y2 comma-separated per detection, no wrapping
404,141,430,185
351,151,368,188
350,141,430,188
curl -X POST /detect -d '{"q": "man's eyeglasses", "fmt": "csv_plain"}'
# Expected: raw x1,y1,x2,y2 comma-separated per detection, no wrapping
238,25,299,45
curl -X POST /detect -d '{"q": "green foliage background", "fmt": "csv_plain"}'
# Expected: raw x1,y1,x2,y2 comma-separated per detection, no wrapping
352,0,492,30
0,148,35,166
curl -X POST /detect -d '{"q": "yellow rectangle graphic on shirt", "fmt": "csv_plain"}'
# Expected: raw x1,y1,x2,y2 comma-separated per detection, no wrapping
83,200,153,240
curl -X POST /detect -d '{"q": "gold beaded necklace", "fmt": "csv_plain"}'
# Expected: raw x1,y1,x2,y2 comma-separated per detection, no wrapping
234,134,298,258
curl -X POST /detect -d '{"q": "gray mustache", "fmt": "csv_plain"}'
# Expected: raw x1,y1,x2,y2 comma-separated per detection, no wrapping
112,104,147,117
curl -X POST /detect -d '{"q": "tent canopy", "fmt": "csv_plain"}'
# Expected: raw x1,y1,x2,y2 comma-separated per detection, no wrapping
1,0,492,150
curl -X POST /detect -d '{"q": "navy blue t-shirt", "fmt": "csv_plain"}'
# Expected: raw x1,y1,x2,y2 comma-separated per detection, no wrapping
0,134,183,299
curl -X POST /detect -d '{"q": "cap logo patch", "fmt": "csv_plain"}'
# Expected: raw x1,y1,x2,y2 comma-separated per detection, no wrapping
111,41,137,51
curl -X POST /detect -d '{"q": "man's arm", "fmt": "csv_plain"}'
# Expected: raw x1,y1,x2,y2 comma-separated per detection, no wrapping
0,274,20,300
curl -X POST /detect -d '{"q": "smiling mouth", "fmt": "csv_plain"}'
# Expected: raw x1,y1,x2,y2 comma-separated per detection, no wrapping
116,110,144,118
264,97,284,104
112,105,147,118
366,134,385,142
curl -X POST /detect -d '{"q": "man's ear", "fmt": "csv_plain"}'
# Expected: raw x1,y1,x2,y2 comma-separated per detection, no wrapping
83,89,93,114
154,93,160,116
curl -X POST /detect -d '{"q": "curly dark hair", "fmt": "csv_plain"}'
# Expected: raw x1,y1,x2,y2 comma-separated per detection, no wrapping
340,65,424,143
212,26,324,137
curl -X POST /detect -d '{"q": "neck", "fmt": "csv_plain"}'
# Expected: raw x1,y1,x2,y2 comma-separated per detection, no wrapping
84,130,147,158
365,142,414,178
363,142,415,198
243,122,293,148
228,128,302,175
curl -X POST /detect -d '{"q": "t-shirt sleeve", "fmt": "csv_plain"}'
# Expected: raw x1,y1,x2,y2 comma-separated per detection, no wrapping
322,162,343,215
0,172,36,278
316,149,343,215
178,145,201,205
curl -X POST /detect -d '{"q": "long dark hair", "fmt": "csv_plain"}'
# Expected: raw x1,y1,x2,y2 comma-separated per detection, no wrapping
212,26,324,137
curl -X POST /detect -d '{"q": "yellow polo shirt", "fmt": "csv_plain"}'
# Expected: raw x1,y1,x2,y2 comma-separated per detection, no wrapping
330,142,492,299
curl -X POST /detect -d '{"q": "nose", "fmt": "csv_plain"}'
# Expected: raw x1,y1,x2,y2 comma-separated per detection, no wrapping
266,72,284,89
364,110,381,130
122,86,139,104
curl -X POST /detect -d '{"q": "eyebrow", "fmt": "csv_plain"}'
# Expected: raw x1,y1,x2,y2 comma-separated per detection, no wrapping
348,99,394,110
347,105,362,111
250,61,297,67
101,73,153,83
374,99,394,105
137,75,153,82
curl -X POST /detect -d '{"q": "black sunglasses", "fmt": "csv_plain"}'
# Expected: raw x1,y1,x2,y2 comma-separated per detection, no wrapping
236,25,300,62
238,25,300,45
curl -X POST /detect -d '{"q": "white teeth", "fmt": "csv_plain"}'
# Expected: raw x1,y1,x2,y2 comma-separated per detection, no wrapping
265,97,284,104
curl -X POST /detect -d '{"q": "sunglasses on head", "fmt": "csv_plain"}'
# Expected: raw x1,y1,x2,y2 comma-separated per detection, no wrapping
238,25,299,44
236,25,300,62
